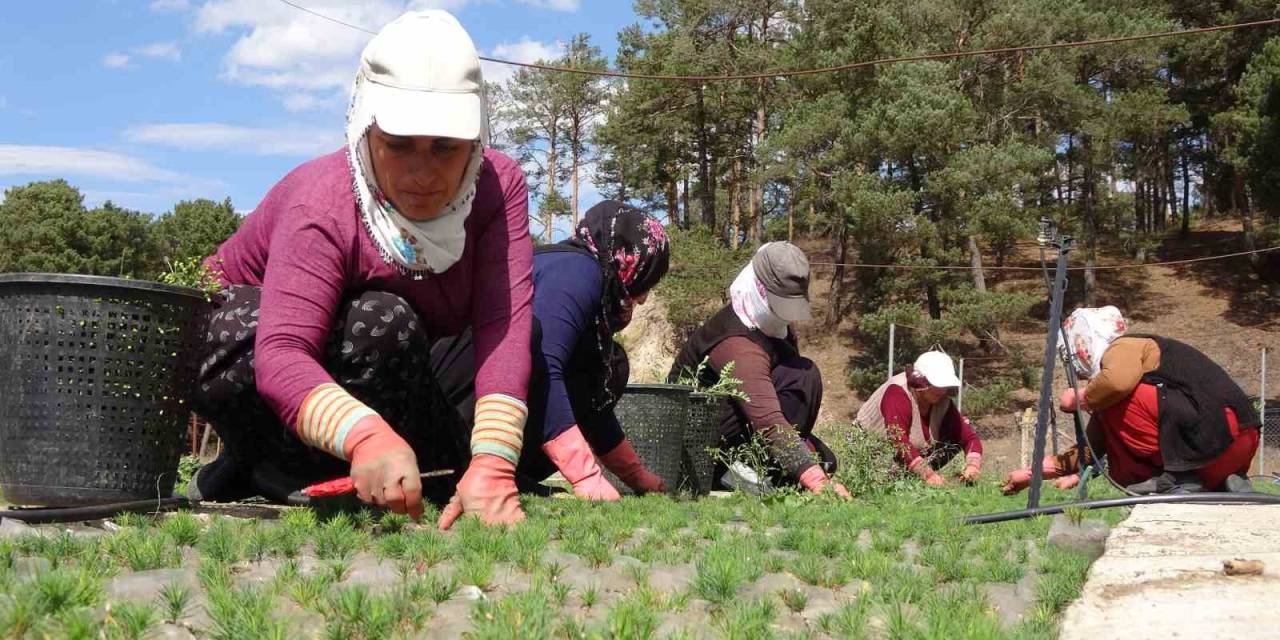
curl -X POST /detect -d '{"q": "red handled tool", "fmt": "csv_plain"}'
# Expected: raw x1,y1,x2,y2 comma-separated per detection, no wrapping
301,470,455,498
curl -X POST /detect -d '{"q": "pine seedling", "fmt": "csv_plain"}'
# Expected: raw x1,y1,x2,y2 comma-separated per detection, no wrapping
157,582,193,623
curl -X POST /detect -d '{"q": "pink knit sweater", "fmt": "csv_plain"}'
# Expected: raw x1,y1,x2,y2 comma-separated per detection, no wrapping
207,148,533,432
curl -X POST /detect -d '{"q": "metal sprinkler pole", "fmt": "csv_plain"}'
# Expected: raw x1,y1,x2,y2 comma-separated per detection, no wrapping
1028,220,1074,510
888,323,896,379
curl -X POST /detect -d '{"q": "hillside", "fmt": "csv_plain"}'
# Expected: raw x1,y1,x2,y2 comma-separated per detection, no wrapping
623,220,1279,475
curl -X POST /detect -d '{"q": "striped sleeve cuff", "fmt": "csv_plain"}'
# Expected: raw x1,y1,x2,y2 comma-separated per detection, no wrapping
296,383,377,459
471,393,527,465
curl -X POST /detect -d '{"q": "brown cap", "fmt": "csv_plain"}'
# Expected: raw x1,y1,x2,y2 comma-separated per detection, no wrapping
751,242,812,322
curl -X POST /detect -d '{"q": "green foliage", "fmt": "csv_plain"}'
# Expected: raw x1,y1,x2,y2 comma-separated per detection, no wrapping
960,377,1021,417
150,198,240,263
673,356,750,401
157,582,193,624
104,601,159,640
159,257,223,300
654,226,755,342
825,422,905,496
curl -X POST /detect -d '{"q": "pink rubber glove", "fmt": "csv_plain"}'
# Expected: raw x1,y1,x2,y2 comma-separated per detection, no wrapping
541,426,620,501
798,465,853,499
344,416,423,520
437,454,525,530
1059,388,1087,413
599,439,667,494
1001,456,1067,495
908,456,947,488
1054,474,1080,490
958,452,982,483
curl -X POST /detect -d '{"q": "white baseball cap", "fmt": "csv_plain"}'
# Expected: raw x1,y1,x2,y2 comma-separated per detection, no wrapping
914,351,961,389
357,10,484,140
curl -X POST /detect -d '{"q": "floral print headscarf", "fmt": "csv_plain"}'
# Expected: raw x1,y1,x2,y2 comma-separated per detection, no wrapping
1060,306,1129,379
561,200,670,408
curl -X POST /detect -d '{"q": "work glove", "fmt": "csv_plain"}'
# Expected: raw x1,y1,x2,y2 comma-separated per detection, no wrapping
437,454,525,530
909,456,947,488
798,465,853,498
600,438,667,495
542,426,621,501
1000,456,1068,495
958,452,982,483
344,415,423,520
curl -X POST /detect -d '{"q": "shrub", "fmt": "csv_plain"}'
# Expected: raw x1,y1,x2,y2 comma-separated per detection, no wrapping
824,422,904,496
655,226,754,343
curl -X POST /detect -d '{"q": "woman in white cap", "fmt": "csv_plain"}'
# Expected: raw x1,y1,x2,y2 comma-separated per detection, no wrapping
668,242,851,498
856,351,983,486
190,11,532,529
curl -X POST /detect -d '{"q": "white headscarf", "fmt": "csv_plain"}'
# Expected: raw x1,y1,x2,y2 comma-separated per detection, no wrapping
1060,306,1129,379
345,74,489,278
729,258,790,339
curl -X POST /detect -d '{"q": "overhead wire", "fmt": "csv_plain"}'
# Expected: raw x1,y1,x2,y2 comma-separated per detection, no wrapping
275,0,1280,82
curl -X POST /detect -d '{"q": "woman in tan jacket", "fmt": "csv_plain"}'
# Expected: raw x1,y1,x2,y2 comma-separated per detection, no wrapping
1003,306,1260,495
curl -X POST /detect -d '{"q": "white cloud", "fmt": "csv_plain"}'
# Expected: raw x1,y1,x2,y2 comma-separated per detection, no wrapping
136,41,182,61
192,1,486,108
124,123,343,156
150,0,191,11
0,145,187,182
484,37,563,85
103,53,131,69
515,0,580,12
281,93,323,112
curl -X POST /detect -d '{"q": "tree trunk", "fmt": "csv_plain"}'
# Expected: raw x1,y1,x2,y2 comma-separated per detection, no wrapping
1165,152,1178,233
1082,134,1098,306
570,131,580,228
1180,147,1192,237
665,174,678,227
1234,173,1262,270
545,122,559,244
968,234,987,293
729,155,742,249
696,84,714,229
681,170,691,230
1135,178,1145,234
828,221,847,327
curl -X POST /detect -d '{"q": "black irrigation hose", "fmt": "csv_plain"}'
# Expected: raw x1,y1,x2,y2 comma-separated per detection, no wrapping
964,492,1280,525
0,497,191,525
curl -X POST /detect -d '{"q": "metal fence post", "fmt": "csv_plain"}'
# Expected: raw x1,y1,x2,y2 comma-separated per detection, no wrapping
958,357,965,412
1262,347,1268,475
888,323,896,379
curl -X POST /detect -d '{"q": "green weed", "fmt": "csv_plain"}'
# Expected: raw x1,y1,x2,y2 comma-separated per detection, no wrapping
315,513,366,560
104,601,159,640
157,582,193,623
160,512,202,546
605,594,661,640
468,588,556,640
717,597,778,640
779,587,808,613
206,585,286,640
33,567,105,615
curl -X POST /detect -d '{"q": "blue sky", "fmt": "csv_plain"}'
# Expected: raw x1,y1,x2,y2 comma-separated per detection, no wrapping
0,0,637,223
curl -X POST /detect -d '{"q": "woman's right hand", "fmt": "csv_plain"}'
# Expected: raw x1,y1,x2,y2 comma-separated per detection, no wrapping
345,416,423,520
437,454,526,530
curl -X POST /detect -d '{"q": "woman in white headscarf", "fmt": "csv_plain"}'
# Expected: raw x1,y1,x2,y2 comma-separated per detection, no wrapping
1003,306,1260,495
191,11,534,529
667,242,851,498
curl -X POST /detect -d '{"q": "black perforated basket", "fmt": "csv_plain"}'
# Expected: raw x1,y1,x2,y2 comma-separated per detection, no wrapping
0,274,207,506
680,393,728,495
605,383,690,495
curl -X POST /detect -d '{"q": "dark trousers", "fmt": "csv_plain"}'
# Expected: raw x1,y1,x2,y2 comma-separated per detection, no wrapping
717,355,837,486
429,321,627,493
189,285,465,504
